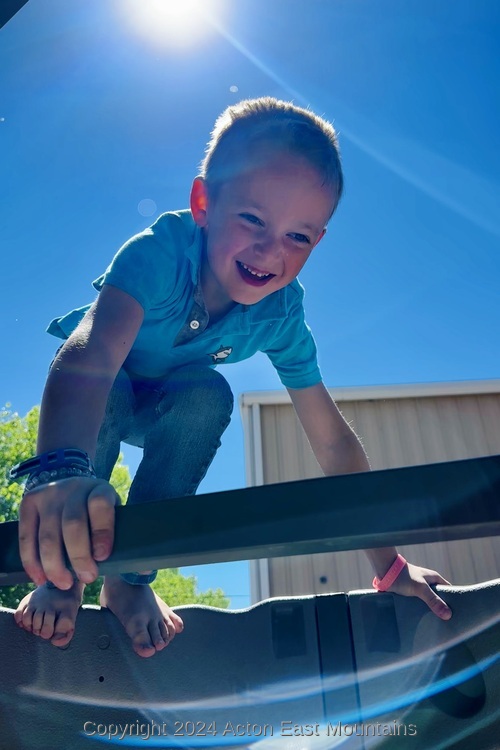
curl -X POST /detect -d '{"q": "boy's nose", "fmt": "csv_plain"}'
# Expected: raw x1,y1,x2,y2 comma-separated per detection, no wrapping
253,236,282,261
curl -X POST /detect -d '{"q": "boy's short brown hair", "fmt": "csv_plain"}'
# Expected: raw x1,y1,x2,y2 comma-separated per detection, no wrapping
200,97,343,217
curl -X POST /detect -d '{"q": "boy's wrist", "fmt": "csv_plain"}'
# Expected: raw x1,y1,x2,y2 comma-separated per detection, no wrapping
10,448,96,492
365,547,399,579
372,554,407,591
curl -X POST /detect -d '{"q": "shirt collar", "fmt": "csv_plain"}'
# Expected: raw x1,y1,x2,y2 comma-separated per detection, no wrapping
184,219,204,287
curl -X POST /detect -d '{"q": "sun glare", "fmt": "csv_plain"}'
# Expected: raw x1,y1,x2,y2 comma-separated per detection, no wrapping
124,0,220,47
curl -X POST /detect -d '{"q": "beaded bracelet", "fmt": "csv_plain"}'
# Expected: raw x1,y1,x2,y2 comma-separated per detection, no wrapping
372,554,407,592
10,448,96,493
24,465,96,493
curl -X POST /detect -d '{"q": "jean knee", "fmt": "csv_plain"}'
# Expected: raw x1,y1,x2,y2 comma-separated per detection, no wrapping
158,366,234,421
195,368,234,424
202,368,234,417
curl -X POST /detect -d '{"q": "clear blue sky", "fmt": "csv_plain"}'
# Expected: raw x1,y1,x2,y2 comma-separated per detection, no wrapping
1,0,499,608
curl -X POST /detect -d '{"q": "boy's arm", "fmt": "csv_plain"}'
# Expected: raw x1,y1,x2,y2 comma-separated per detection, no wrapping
287,382,452,619
18,285,144,589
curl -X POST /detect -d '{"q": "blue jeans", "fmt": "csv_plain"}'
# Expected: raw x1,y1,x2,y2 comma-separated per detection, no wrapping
93,365,234,584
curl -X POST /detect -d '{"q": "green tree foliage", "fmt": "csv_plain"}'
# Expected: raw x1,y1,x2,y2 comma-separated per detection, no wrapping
0,406,229,611
0,405,132,523
0,404,40,524
152,568,229,609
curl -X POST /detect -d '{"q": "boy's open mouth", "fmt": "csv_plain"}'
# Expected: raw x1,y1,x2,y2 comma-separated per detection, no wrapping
236,261,276,287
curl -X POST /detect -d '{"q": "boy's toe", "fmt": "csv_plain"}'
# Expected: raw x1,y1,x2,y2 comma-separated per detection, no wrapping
148,623,168,651
40,613,56,640
159,620,170,644
171,612,184,633
132,637,157,658
51,629,74,648
51,615,75,647
31,610,45,636
127,622,157,658
163,617,179,643
21,608,34,632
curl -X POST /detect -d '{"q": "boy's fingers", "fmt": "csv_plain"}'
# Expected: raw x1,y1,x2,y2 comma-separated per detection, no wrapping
18,496,46,586
61,479,118,581
38,512,75,589
418,583,452,620
87,483,119,562
18,479,118,587
424,573,452,586
62,487,102,583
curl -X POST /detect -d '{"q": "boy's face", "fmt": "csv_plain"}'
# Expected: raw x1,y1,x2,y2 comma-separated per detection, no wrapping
191,150,335,312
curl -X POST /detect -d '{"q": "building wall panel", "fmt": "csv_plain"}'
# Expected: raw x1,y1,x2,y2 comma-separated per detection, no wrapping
253,389,500,599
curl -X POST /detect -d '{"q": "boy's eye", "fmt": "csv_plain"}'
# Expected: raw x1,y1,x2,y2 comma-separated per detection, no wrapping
240,213,263,226
288,233,311,244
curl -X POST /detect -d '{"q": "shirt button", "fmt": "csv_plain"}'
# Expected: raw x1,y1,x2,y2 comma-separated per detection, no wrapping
190,320,200,330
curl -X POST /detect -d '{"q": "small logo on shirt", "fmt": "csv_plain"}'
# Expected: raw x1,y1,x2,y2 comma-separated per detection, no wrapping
209,345,233,363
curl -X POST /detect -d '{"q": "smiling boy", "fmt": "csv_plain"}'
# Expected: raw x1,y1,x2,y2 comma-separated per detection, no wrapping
13,97,451,657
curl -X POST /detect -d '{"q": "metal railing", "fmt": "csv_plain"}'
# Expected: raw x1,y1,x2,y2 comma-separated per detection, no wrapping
2,454,499,586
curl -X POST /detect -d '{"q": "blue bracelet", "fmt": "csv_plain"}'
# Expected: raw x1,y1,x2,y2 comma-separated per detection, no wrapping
10,448,94,480
10,448,96,493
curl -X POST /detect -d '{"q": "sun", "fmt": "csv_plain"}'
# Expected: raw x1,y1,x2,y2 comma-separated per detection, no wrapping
123,0,221,47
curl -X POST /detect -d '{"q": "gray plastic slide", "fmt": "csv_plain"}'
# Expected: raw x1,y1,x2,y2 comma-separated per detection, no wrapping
1,580,498,749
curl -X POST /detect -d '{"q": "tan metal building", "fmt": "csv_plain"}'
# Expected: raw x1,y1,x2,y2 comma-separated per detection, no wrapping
239,380,500,604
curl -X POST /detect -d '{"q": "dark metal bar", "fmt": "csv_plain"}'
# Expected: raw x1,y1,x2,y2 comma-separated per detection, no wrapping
0,0,30,30
1,454,499,586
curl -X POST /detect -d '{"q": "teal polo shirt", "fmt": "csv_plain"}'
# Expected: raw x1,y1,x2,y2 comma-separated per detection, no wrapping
47,210,322,389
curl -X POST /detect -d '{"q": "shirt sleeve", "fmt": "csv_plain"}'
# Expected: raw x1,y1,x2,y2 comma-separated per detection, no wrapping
262,283,323,389
92,213,188,312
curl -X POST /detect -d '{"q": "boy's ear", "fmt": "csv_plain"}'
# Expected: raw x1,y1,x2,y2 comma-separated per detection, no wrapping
190,177,209,227
313,228,326,248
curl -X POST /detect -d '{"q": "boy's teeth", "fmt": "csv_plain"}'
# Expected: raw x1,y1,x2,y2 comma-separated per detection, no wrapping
241,262,271,278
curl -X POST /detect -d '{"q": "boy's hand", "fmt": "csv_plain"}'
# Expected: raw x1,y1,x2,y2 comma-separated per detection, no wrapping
19,477,121,590
386,562,452,620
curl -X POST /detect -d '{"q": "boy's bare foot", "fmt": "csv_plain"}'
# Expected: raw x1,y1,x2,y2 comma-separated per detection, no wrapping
100,576,184,658
14,581,85,648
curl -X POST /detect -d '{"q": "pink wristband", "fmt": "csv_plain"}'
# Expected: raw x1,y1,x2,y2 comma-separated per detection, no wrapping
372,554,407,592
